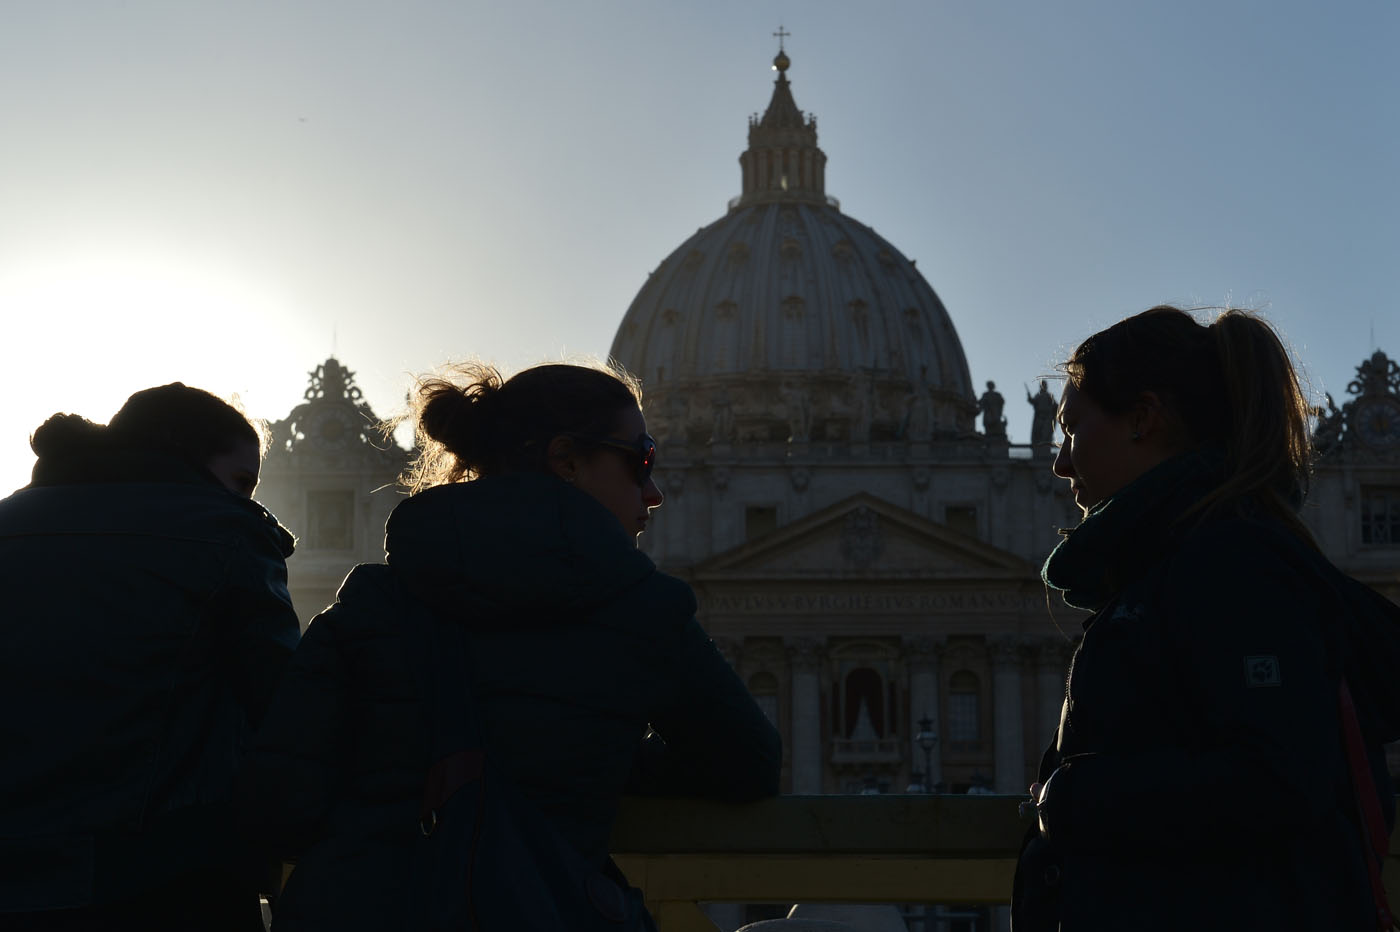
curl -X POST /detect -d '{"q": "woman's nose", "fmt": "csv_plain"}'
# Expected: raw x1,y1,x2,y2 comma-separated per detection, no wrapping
1051,441,1073,479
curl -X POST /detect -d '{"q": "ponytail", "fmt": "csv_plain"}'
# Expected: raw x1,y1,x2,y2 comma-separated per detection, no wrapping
1192,310,1313,540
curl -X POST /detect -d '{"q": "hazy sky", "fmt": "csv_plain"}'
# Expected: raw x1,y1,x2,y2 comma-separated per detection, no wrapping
1,1,1396,495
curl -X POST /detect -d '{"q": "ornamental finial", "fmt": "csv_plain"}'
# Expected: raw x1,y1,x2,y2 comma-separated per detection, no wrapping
772,25,791,72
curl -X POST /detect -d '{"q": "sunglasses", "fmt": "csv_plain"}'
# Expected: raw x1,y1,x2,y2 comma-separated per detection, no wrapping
583,433,657,486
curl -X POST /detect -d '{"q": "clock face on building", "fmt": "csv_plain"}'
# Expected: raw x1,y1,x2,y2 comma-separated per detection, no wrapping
1353,397,1400,449
312,408,356,448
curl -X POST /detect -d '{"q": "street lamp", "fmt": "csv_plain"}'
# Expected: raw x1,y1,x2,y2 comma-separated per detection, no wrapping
916,714,938,795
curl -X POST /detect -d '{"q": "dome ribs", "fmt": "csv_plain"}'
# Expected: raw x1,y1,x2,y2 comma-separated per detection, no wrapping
606,43,979,449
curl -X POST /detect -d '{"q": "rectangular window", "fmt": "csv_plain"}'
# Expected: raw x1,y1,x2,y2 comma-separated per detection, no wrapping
946,696,981,748
945,505,978,538
307,490,354,551
745,505,779,541
1361,488,1400,547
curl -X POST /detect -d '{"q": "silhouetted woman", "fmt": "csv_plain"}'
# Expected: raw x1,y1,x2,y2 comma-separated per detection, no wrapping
239,362,782,930
1013,307,1398,930
0,383,299,931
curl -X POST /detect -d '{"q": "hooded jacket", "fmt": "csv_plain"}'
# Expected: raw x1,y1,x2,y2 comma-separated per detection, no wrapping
1014,452,1395,931
0,450,299,914
239,473,782,929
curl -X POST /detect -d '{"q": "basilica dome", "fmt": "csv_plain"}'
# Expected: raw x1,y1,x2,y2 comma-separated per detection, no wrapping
610,49,976,447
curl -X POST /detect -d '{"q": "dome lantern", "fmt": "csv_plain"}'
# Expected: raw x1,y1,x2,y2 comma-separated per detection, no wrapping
736,41,828,209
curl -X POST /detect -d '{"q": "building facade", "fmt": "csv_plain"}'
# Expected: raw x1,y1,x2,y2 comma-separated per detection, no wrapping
257,50,1400,800
257,357,409,627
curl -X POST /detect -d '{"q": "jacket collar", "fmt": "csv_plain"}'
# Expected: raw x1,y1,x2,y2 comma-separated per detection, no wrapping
1042,450,1225,612
385,473,656,623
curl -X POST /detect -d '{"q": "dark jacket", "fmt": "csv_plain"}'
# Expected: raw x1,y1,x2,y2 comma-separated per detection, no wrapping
239,473,782,930
0,452,299,915
1015,452,1394,931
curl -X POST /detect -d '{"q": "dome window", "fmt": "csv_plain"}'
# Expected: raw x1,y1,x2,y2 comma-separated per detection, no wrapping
661,308,683,326
714,299,738,320
683,249,705,270
780,237,802,260
831,240,854,261
728,242,750,264
846,300,872,356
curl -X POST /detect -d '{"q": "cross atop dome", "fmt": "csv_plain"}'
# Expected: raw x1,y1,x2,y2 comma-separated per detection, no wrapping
772,25,791,72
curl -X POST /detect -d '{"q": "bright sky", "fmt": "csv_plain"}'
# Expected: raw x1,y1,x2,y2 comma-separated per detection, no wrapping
1,1,1396,496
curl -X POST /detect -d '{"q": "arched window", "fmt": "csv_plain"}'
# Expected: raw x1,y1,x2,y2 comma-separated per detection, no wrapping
844,667,884,738
947,670,981,749
748,672,780,728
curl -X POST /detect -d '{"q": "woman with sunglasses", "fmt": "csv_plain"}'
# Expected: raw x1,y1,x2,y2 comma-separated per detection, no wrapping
239,361,782,931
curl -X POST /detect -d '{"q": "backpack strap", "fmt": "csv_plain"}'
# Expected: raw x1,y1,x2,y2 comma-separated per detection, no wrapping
1338,678,1398,932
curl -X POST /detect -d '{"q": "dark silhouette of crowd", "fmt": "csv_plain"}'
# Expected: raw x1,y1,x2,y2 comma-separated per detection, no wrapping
0,367,780,932
0,323,1394,932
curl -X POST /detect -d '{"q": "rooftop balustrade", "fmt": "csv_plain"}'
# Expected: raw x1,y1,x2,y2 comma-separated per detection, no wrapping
610,794,1400,932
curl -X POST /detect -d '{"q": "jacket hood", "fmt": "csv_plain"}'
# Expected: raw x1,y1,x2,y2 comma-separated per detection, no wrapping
31,446,222,490
384,473,657,621
24,447,295,558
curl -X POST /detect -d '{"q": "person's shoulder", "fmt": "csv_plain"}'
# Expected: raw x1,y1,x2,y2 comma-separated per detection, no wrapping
175,487,296,556
609,567,698,635
312,564,398,630
1164,514,1325,607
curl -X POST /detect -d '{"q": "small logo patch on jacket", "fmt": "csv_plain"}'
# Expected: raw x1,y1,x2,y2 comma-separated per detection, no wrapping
1109,603,1143,623
1245,655,1281,687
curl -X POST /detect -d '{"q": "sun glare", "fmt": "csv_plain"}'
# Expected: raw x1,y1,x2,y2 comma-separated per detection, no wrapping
0,252,315,495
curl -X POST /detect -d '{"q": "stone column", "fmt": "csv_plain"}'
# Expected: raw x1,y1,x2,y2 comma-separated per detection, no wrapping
786,637,824,795
1033,638,1073,745
902,635,942,790
988,636,1027,794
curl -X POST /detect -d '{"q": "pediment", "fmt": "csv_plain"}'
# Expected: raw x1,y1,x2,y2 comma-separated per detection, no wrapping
693,493,1035,582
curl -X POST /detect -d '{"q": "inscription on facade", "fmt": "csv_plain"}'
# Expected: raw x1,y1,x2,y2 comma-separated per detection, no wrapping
706,591,1036,614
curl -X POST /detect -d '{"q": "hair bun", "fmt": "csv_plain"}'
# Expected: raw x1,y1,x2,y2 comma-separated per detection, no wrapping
29,413,108,461
416,371,504,465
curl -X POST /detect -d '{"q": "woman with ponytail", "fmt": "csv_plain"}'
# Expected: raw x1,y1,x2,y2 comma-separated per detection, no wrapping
240,361,781,931
1012,306,1397,930
0,384,298,931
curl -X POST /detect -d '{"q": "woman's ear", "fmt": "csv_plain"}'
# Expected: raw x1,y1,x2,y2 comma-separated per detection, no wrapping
546,435,578,482
1131,392,1178,449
